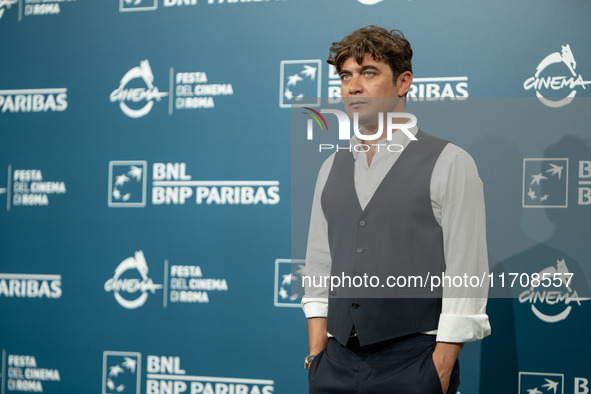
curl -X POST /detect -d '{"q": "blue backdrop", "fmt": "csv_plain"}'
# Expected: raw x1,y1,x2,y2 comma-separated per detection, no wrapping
1,0,590,393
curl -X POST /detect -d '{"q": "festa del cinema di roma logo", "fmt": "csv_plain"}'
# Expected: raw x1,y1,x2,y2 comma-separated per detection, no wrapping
0,0,18,20
0,0,65,19
110,60,168,118
524,44,591,108
104,251,162,309
518,258,591,323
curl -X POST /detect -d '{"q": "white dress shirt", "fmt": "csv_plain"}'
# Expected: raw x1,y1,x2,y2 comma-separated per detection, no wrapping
302,126,492,343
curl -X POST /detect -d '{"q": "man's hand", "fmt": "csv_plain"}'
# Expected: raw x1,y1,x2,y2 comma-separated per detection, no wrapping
307,317,328,356
432,342,463,393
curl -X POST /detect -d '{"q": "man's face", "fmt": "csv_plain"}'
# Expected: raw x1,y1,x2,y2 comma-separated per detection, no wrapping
339,54,406,128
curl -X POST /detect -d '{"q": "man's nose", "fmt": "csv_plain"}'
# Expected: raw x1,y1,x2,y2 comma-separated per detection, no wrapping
347,75,363,95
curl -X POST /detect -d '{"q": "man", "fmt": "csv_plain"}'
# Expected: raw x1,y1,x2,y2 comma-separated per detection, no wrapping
302,26,491,393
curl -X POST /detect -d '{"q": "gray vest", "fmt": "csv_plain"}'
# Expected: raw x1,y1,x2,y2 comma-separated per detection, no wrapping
321,130,449,346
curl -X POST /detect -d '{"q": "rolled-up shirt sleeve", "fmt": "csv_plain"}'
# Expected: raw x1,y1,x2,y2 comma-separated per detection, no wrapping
301,155,335,319
431,144,492,343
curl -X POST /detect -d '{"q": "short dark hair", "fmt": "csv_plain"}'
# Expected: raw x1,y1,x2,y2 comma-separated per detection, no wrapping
327,25,413,82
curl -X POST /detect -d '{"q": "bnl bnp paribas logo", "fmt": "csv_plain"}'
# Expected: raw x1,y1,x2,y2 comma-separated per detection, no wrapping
519,373,564,394
108,161,280,207
102,351,141,394
103,353,274,394
279,60,322,108
119,0,157,12
120,0,281,12
274,259,304,308
0,85,68,113
523,159,591,208
279,60,468,108
523,159,568,208
108,161,148,207
524,44,591,108
519,372,590,394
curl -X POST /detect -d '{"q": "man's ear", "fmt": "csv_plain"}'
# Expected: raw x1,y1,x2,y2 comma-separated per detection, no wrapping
396,71,413,97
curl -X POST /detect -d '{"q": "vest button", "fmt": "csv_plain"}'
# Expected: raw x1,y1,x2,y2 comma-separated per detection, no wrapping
356,247,364,254
351,302,359,309
359,221,366,227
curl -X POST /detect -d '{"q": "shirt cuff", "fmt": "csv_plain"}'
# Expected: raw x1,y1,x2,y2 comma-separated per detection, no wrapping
302,297,328,318
435,313,491,343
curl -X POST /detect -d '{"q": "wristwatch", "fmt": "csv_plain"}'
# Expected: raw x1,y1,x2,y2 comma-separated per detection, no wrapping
304,355,316,370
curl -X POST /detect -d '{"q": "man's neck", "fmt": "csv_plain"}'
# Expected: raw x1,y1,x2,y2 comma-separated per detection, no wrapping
357,112,408,167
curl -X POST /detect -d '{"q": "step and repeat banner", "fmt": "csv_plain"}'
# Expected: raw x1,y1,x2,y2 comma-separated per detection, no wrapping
1,0,590,393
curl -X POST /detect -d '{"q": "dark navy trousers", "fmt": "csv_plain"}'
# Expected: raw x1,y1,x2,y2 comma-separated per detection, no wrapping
308,334,460,394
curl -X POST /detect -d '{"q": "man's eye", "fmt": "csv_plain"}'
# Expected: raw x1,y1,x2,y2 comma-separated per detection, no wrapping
340,74,351,81
364,71,375,77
